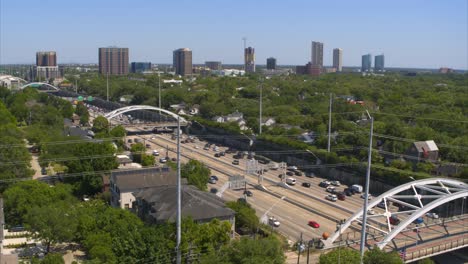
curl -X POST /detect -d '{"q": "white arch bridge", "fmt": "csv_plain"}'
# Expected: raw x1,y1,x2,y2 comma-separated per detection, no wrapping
322,178,468,253
19,82,60,92
103,105,188,128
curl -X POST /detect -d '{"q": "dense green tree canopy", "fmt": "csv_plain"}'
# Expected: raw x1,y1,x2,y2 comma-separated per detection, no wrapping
181,159,211,191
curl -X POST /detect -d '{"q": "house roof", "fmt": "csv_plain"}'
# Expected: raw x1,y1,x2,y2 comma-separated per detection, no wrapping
111,167,185,192
413,140,439,152
134,185,235,222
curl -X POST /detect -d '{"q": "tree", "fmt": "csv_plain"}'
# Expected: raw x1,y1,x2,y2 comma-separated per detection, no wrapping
130,143,146,163
363,248,403,264
319,248,360,264
417,258,435,264
200,237,285,264
110,125,127,138
41,253,65,264
181,159,211,191
25,203,77,253
92,116,109,133
3,181,75,225
226,200,259,233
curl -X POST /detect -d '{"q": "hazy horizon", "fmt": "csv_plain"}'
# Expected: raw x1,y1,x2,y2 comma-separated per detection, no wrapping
1,0,467,69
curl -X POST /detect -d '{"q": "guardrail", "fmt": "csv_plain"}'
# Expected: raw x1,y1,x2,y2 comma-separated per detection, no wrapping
404,236,468,263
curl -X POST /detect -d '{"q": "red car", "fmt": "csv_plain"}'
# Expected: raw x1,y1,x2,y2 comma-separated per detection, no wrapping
308,220,320,228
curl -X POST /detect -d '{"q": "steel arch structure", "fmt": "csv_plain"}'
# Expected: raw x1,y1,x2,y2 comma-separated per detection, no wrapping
104,105,188,124
20,82,60,91
322,178,468,250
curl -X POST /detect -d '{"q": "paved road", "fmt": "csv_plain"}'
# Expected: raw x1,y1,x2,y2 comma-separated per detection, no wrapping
129,133,362,242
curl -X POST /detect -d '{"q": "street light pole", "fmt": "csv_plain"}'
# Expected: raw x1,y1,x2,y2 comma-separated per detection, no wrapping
359,111,374,263
158,72,162,122
176,116,181,264
327,93,332,152
259,78,263,135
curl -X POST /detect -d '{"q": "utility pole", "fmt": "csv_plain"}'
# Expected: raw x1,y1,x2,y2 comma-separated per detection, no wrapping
158,72,162,122
259,78,263,134
297,232,303,264
359,111,374,263
176,116,182,264
106,71,109,101
327,93,332,152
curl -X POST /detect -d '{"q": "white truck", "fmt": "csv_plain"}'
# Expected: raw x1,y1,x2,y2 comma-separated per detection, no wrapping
351,184,363,193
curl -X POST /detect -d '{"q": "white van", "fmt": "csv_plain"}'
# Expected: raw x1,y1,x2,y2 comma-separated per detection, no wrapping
286,178,296,185
152,150,159,156
351,184,363,193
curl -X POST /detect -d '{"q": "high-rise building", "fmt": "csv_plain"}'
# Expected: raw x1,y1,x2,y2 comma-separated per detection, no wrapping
311,41,324,67
34,51,59,81
205,61,222,70
374,54,385,72
99,47,129,75
361,54,372,72
333,48,343,72
173,48,193,76
131,62,152,73
266,57,276,70
36,51,57,66
244,47,255,73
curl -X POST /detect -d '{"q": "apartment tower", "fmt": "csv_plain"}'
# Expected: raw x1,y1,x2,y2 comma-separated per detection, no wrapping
333,48,343,72
173,48,193,76
99,47,129,75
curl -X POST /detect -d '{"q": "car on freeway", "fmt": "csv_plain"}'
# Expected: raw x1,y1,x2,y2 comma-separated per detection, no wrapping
302,182,311,188
319,181,330,188
344,187,356,195
286,171,295,176
210,188,218,194
232,160,239,165
305,171,315,178
244,190,253,197
413,217,424,225
426,212,439,219
194,145,200,149
171,157,177,162
294,170,303,176
128,139,133,143
368,209,376,215
152,150,160,156
269,217,281,227
214,153,221,158
345,190,353,196
331,181,341,186
360,193,373,200
326,186,336,193
210,175,219,181
146,144,151,148
308,220,320,228
219,152,225,156
287,166,298,171
377,201,386,209
286,178,297,185
159,158,167,163
389,215,400,225
326,194,338,202
337,192,346,201
213,146,220,152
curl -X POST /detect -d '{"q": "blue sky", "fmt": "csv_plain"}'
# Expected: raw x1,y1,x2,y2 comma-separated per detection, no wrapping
1,0,467,69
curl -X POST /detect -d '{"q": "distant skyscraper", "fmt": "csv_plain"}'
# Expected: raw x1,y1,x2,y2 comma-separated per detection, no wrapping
244,47,255,73
266,57,277,70
311,41,324,67
361,54,372,72
131,62,152,73
36,51,56,66
99,47,129,75
173,48,192,76
34,51,59,81
333,48,343,72
205,61,222,70
374,54,385,72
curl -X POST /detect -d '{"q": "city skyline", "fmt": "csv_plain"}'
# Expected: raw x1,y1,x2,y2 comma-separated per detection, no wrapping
1,0,467,69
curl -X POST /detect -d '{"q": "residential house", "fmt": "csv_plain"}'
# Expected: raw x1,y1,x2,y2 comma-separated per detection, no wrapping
110,167,186,209
133,185,235,234
189,104,200,115
299,131,317,144
262,117,276,127
406,140,439,163
225,111,243,122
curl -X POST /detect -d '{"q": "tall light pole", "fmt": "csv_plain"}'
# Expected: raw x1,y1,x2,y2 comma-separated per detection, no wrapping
176,115,181,264
259,78,263,134
359,110,374,263
106,67,109,101
158,72,162,122
327,93,333,152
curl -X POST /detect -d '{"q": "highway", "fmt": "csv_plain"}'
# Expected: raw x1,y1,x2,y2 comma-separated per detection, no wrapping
127,132,369,243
